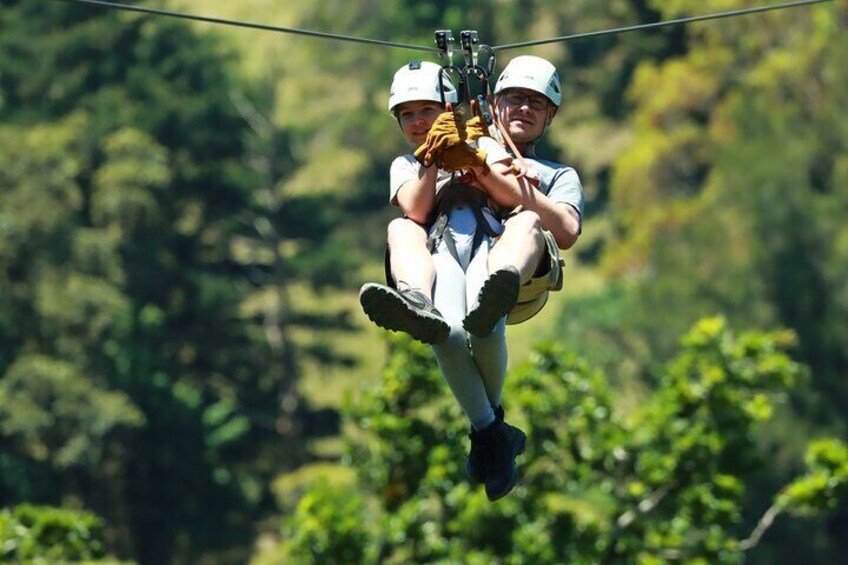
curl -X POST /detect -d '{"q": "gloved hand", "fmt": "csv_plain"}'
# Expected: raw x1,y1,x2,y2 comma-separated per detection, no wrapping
436,142,487,173
464,115,487,142
414,111,464,167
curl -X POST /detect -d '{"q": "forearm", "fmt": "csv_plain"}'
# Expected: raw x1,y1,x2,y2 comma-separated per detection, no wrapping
473,163,581,249
396,165,438,224
470,162,523,209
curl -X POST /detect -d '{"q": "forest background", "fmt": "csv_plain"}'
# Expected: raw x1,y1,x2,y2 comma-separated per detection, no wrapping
0,0,845,563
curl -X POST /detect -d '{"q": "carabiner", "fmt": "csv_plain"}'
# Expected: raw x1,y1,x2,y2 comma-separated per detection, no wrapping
438,64,464,107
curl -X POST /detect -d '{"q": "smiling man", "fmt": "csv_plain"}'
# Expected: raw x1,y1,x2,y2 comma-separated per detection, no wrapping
472,55,585,327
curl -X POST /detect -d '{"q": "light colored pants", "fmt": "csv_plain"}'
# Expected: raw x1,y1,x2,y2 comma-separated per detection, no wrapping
429,206,507,430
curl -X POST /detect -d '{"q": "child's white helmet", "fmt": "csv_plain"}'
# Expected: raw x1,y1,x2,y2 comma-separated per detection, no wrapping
388,61,458,114
493,55,562,108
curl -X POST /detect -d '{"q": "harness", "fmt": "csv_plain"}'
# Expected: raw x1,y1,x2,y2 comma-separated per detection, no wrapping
426,179,502,265
424,179,566,326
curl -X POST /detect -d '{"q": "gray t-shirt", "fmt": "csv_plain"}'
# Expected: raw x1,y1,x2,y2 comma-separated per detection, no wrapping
389,137,510,205
523,157,585,222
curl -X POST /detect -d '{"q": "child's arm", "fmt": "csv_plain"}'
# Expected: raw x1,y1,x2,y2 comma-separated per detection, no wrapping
395,163,438,225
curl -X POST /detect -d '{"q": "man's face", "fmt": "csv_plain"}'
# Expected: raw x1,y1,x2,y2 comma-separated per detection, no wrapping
494,87,555,144
396,100,443,145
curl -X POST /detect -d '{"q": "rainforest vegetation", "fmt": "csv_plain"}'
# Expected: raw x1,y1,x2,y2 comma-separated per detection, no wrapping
0,1,845,563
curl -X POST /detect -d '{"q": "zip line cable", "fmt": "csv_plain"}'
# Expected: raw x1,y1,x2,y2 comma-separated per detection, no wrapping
493,0,833,51
57,0,439,53
60,0,833,55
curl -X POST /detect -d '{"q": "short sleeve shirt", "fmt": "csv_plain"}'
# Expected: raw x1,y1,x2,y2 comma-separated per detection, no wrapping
389,137,510,205
524,157,585,222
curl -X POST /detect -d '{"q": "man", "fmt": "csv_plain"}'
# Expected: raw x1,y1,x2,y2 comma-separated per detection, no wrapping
479,54,584,328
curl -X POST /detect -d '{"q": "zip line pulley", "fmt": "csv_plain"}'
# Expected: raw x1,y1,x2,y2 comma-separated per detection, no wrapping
435,29,497,124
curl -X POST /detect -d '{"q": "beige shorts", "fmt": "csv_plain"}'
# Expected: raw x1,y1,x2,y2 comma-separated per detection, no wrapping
507,229,564,325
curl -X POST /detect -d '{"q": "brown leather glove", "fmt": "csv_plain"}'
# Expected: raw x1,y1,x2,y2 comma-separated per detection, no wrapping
435,142,488,173
414,111,464,167
464,115,487,142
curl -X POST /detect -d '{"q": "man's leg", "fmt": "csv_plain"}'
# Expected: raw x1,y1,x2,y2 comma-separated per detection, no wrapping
439,233,524,498
430,244,496,431
463,211,545,337
488,210,546,283
465,240,508,406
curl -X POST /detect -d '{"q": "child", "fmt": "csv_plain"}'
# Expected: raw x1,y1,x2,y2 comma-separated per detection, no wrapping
360,61,529,501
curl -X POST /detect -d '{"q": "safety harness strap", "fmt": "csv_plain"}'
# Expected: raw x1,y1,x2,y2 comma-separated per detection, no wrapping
426,181,501,264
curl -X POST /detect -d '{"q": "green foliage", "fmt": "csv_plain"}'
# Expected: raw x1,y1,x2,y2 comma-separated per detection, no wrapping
780,439,848,516
277,320,845,563
282,479,370,564
596,0,848,419
0,4,282,562
0,504,106,562
0,355,143,468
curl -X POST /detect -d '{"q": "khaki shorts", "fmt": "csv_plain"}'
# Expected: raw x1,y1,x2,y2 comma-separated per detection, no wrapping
507,229,564,325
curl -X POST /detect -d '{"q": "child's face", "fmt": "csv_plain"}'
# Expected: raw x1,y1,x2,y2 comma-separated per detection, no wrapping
396,101,443,145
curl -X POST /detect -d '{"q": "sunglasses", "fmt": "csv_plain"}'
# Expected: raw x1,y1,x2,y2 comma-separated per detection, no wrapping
502,91,550,111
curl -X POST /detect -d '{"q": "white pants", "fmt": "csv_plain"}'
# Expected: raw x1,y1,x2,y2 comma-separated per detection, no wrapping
429,207,507,430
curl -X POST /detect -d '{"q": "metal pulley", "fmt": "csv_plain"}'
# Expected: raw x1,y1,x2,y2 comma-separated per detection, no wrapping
433,29,496,123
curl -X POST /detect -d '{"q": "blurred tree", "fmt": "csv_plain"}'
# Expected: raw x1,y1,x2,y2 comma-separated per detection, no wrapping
0,504,112,563
0,1,324,562
556,5,848,556
263,319,847,564
594,0,847,416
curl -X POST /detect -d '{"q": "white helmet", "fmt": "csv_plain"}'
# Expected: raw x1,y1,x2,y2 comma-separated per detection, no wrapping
493,55,562,108
388,61,458,115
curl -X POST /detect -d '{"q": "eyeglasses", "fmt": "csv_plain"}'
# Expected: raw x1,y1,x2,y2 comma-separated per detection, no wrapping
502,91,550,111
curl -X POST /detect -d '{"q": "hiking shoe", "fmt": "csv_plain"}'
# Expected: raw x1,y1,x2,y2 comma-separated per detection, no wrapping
359,283,450,344
466,406,505,484
463,266,520,337
466,428,486,484
478,414,526,501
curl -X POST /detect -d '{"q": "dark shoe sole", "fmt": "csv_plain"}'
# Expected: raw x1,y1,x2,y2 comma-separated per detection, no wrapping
359,283,450,345
485,429,526,502
464,268,520,337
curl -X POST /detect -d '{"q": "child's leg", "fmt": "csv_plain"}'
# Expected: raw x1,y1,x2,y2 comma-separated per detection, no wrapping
466,240,508,407
387,217,435,298
463,211,544,337
487,210,546,283
360,217,449,344
431,242,495,431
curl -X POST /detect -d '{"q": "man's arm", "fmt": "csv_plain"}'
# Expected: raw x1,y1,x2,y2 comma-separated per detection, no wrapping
471,163,581,249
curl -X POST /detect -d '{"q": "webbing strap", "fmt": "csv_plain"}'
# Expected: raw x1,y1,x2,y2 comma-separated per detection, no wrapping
426,182,502,268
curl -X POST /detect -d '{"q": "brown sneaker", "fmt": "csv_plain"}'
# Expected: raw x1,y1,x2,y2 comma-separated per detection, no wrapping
463,267,520,337
359,283,450,344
